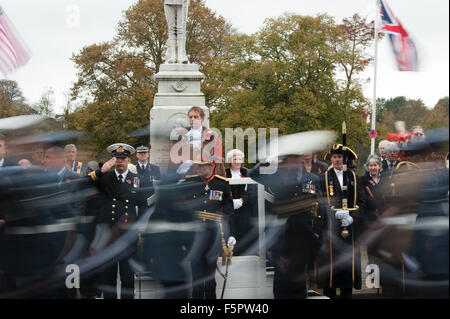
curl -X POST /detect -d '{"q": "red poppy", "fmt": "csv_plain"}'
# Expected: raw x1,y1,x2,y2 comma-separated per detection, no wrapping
66,179,71,183
203,131,212,140
127,179,131,184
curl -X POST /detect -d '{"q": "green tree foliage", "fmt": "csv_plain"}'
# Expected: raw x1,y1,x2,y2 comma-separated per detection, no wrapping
0,80,34,118
209,13,375,150
375,96,448,137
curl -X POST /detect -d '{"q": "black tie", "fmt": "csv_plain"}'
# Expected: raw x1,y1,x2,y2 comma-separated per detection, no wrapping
118,174,123,183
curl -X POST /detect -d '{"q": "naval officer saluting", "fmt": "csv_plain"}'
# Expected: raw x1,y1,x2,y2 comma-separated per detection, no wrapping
87,143,147,299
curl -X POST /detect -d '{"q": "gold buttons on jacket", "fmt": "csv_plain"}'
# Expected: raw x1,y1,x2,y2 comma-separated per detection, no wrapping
112,205,116,208
113,198,116,201
112,211,115,214
112,218,115,221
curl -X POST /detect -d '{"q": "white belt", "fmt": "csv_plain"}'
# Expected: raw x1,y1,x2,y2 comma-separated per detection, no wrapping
4,222,77,235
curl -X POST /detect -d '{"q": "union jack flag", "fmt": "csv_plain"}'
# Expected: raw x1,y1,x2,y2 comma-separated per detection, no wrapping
0,5,31,76
379,0,418,71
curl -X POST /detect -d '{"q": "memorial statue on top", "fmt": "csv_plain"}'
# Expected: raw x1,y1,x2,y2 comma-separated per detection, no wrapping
163,0,189,64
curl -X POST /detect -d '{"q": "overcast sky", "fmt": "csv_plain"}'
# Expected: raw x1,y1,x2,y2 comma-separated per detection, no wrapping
2,0,449,114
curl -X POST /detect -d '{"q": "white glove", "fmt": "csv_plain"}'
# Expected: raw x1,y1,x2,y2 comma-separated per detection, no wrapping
341,215,353,227
335,210,350,220
233,198,243,210
227,236,237,248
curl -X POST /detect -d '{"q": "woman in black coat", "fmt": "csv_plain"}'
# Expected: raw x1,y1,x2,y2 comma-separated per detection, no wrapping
360,154,385,226
225,149,254,256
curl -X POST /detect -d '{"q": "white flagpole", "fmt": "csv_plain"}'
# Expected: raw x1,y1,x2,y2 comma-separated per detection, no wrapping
370,0,380,155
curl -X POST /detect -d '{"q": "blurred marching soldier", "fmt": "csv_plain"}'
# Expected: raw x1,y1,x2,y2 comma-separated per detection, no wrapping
406,130,448,298
86,143,148,299
185,155,234,299
317,142,366,299
65,144,87,177
0,146,83,298
147,144,234,299
269,154,326,299
134,143,161,197
367,151,422,298
367,130,448,298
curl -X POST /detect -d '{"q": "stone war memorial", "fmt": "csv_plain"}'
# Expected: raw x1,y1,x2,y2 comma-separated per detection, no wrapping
150,0,209,169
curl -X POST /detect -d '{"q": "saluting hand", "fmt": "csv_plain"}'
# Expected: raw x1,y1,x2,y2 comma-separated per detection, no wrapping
101,157,117,173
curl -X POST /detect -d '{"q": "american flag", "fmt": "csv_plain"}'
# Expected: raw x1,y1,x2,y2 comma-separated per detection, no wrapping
379,0,418,71
0,5,31,76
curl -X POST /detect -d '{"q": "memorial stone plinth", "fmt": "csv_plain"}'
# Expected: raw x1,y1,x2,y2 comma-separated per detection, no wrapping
150,63,209,168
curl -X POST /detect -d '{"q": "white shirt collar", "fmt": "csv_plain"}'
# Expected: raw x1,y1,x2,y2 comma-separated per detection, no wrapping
0,157,4,167
115,169,129,180
230,168,241,178
138,161,148,168
333,168,344,188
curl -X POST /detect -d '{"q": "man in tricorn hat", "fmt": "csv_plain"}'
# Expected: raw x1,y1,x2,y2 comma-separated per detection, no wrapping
317,143,365,299
87,143,147,299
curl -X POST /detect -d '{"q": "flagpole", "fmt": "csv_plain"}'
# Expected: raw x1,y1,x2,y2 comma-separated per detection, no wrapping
370,0,380,155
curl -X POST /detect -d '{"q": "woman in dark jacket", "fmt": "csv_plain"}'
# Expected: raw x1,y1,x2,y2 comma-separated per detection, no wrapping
360,154,384,226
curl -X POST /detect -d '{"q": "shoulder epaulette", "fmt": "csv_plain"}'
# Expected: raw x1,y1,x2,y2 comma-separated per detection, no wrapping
214,175,229,182
88,170,98,181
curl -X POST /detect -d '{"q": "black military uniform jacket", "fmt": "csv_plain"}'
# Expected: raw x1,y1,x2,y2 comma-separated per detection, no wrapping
270,168,326,262
135,162,161,196
0,157,16,168
89,170,147,228
178,174,234,235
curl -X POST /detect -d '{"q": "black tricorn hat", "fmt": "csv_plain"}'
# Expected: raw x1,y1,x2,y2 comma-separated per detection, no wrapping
324,143,357,161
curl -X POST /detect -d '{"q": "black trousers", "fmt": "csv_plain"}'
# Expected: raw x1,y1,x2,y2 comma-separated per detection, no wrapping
273,259,308,299
191,258,217,299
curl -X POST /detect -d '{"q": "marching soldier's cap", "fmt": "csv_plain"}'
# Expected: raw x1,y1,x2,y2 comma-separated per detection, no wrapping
107,143,135,158
324,143,357,161
135,143,150,153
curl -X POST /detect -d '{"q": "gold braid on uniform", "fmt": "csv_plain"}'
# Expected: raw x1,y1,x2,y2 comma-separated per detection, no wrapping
395,161,421,171
214,175,229,182
88,171,98,181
